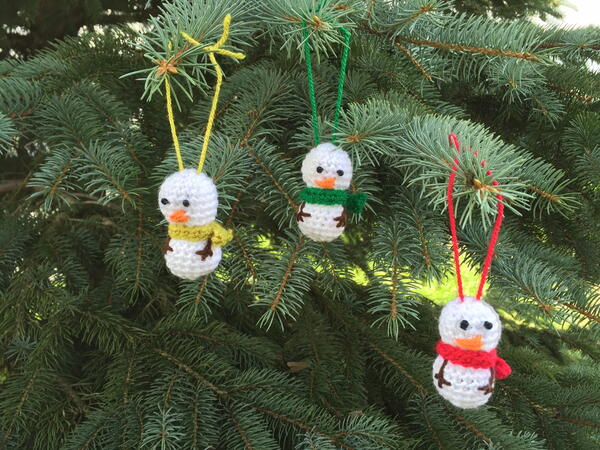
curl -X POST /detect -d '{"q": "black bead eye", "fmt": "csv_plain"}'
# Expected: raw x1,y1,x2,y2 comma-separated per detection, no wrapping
182,200,190,207
459,320,469,330
337,170,344,177
161,198,169,205
316,166,324,173
484,321,493,330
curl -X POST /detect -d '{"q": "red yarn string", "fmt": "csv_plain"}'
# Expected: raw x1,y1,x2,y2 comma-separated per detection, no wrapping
447,134,463,300
477,190,504,300
447,133,505,302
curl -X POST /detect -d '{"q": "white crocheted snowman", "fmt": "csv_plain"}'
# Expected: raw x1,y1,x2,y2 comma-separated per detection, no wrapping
158,169,232,280
432,296,511,409
297,143,366,242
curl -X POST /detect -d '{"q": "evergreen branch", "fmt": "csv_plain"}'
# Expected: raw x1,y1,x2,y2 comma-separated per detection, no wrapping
5,368,39,439
563,303,600,324
58,377,88,414
6,108,33,119
361,24,540,60
527,185,561,204
398,4,436,26
418,396,446,450
444,407,492,443
368,342,427,393
79,414,111,450
547,83,595,104
539,43,600,50
233,233,258,280
554,416,600,429
154,349,227,397
194,276,210,305
395,37,539,60
248,148,298,212
270,236,305,312
396,44,433,82
224,403,256,450
252,406,354,450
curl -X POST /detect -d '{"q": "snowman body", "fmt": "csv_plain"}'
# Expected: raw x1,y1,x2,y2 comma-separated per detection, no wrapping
297,143,353,243
433,296,506,409
432,355,494,409
165,238,222,280
158,169,228,280
298,203,345,242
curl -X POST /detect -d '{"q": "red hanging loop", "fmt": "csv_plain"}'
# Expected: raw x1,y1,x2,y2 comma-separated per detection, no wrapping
446,133,505,301
447,134,464,300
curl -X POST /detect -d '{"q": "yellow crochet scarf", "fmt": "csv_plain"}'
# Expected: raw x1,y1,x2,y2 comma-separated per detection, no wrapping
168,222,233,247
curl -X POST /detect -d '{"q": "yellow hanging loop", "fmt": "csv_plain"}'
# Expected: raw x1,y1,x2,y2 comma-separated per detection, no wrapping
182,14,245,173
164,76,185,171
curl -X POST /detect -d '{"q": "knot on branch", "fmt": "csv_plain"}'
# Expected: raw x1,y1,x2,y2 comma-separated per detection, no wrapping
156,58,179,76
312,15,324,29
471,177,500,194
346,133,366,143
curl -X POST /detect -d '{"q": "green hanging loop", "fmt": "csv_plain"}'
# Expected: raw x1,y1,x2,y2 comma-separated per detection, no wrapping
302,21,352,147
332,27,351,145
303,22,320,146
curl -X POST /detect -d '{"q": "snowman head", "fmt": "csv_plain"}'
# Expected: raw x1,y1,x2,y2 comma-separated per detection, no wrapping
158,169,218,226
439,296,502,352
301,142,353,190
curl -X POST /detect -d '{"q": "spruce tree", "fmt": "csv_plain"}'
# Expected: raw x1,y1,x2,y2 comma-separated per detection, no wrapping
1,0,599,448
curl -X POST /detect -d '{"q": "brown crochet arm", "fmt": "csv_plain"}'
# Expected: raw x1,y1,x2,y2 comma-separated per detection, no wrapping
434,359,452,388
478,368,495,395
334,207,347,228
163,236,173,254
196,238,214,261
297,202,311,222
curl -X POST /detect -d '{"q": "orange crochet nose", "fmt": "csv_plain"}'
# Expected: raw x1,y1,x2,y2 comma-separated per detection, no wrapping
454,335,483,351
315,177,336,189
169,209,189,223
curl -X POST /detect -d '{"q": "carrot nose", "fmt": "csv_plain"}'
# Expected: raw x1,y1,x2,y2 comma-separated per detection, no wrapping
315,177,336,189
454,335,483,351
169,209,189,223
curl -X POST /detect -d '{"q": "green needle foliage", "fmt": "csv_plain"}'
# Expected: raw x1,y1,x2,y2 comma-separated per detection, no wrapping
1,0,600,448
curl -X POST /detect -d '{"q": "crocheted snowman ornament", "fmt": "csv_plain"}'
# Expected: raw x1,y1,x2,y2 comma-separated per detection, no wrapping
433,296,511,409
159,169,232,280
297,143,367,242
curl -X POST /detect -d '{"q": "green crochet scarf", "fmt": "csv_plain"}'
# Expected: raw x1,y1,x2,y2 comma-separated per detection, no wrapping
299,187,367,214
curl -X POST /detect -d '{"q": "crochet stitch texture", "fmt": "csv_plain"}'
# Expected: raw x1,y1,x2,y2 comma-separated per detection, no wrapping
297,143,365,242
158,169,230,279
169,222,233,247
436,340,511,379
299,188,367,214
432,296,509,409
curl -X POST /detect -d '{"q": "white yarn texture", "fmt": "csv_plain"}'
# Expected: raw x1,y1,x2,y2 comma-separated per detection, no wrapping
158,169,223,280
298,143,353,242
432,296,503,409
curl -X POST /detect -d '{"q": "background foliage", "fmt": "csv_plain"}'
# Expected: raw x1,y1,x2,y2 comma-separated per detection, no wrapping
1,0,599,448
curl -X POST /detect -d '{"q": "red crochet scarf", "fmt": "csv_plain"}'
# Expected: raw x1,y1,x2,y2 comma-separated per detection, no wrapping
436,340,512,379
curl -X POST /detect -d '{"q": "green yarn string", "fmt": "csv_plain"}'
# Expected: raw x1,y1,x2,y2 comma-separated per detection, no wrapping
332,27,351,145
302,21,351,147
303,22,320,146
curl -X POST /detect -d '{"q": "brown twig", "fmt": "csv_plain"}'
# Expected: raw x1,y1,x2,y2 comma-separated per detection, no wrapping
564,302,600,324
396,44,433,82
396,37,539,60
528,185,561,203
399,4,435,26
270,236,305,311
547,83,595,104
539,43,600,50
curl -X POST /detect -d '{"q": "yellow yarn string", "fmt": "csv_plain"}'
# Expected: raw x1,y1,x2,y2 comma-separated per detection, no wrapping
164,76,184,171
197,51,221,173
181,14,245,173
